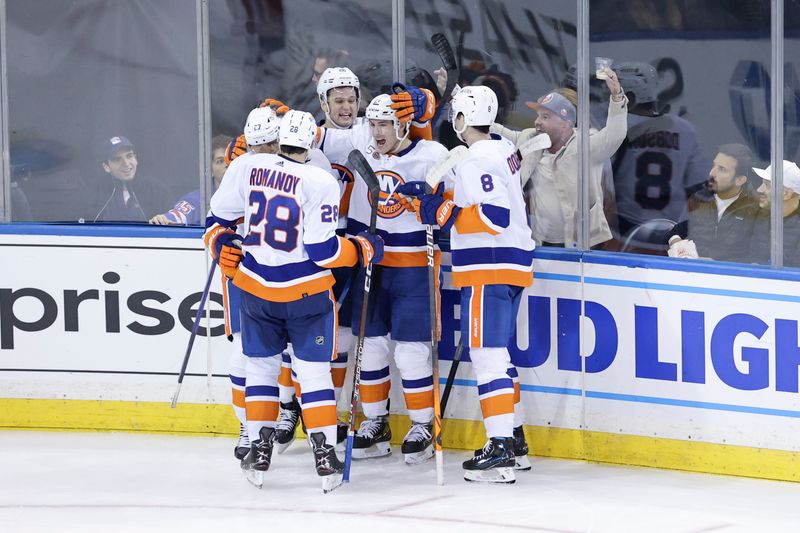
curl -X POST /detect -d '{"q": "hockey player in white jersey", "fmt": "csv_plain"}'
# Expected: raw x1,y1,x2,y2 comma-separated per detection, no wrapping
317,85,448,464
265,67,365,451
406,86,535,483
219,106,282,461
204,110,384,492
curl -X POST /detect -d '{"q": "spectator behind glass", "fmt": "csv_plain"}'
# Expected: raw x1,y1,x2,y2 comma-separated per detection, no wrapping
90,136,173,223
750,160,800,267
149,135,232,225
666,143,760,262
609,62,711,247
490,68,627,248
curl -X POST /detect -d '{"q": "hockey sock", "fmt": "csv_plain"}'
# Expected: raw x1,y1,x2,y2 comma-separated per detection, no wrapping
245,355,281,443
359,335,392,418
293,357,337,445
229,333,247,425
395,341,434,423
277,351,295,404
471,347,514,438
507,365,525,427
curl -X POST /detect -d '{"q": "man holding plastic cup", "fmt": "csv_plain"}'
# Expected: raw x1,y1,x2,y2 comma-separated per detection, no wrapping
491,64,628,248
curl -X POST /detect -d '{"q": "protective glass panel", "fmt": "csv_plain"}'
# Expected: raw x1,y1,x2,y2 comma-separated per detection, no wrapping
6,0,200,223
592,0,770,264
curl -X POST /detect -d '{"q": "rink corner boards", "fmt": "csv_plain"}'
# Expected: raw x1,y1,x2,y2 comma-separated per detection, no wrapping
0,398,797,483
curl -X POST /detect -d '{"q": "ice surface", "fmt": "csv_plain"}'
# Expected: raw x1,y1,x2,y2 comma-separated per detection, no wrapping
1,431,798,533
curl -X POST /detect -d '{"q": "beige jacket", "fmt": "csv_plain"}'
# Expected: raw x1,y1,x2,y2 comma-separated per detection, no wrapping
491,95,628,247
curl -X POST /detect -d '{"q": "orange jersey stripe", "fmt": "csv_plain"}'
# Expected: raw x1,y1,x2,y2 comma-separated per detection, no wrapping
360,381,391,403
454,205,500,235
404,390,434,410
380,249,441,268
246,400,278,422
453,269,532,288
233,270,335,303
301,404,337,430
480,393,514,419
340,180,354,218
231,388,245,408
513,381,521,404
320,237,358,268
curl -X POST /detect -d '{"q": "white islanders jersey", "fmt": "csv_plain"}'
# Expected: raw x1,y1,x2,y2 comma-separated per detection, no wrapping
449,136,535,287
206,152,344,302
320,123,449,267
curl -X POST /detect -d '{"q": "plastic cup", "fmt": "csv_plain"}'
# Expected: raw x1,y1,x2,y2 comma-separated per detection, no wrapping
595,57,613,80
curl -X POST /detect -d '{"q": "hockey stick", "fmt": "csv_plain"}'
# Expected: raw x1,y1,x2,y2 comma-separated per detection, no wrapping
343,149,381,483
170,258,218,408
431,33,459,104
439,338,463,418
423,145,469,485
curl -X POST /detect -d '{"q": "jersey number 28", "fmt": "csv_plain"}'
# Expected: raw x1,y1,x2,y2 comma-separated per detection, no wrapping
243,191,300,252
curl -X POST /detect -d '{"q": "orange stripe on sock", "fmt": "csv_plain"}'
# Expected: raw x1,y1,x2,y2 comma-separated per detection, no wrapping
331,367,347,388
231,389,245,408
360,381,390,403
302,404,337,429
404,390,434,411
246,400,278,422
513,382,521,404
480,393,514,419
293,381,302,399
278,367,293,387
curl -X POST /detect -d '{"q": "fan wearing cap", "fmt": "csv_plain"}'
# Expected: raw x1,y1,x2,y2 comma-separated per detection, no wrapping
90,136,173,223
490,67,627,248
750,160,800,267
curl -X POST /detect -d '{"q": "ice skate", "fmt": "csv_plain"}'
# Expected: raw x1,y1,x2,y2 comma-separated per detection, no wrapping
463,437,516,484
401,422,434,465
513,425,531,471
274,398,302,454
310,432,344,493
234,423,250,460
241,427,275,489
352,416,392,459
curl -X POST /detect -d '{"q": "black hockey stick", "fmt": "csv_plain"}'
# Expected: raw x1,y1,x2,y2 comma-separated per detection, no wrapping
343,149,381,482
439,338,463,417
170,258,218,408
431,33,459,104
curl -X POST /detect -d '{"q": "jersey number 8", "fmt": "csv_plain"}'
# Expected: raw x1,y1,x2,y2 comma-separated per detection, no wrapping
243,191,300,252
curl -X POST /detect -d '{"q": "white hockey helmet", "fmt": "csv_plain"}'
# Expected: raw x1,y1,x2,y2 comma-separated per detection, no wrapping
317,67,360,103
366,93,409,144
244,106,280,146
279,110,317,150
450,86,498,142
613,62,658,105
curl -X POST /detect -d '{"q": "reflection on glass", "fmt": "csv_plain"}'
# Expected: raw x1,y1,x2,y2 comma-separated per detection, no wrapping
6,0,199,223
590,0,771,264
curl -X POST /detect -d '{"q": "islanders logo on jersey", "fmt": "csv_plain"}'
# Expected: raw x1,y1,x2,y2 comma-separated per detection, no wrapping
369,170,407,219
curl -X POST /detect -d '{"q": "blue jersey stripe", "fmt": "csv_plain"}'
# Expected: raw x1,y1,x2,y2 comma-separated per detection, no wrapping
348,219,440,247
452,247,534,267
241,254,326,282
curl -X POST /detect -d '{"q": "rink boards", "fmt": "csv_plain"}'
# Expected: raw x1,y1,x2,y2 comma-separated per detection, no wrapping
0,226,798,481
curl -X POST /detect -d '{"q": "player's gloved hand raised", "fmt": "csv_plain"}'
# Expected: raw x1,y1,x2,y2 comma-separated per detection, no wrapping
210,229,243,278
395,181,443,212
349,231,384,267
225,134,248,165
259,98,291,115
417,194,459,232
390,83,436,125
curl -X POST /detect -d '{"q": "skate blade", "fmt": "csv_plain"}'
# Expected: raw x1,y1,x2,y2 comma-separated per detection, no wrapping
514,455,532,471
463,467,516,484
352,442,392,459
275,439,294,455
244,468,264,489
321,473,344,494
403,445,434,465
